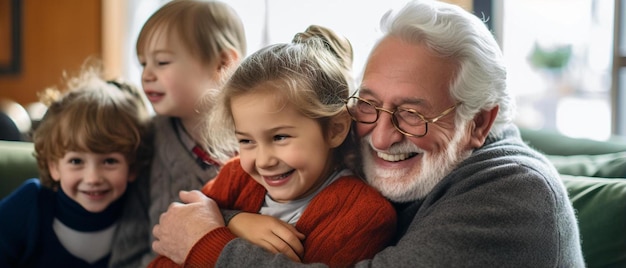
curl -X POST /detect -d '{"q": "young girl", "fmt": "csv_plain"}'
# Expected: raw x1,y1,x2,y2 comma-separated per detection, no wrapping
149,25,396,267
0,65,152,267
115,0,247,265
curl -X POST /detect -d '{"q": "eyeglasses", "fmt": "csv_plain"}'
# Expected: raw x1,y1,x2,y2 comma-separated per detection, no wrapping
344,96,462,137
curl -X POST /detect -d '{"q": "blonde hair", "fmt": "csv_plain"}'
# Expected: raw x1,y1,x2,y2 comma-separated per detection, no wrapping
206,25,358,170
136,0,247,66
33,63,153,189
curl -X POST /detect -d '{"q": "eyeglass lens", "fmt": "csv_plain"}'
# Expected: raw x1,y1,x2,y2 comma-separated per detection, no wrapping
346,97,427,137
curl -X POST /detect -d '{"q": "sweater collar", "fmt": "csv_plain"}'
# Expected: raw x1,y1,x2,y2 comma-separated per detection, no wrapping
55,188,125,232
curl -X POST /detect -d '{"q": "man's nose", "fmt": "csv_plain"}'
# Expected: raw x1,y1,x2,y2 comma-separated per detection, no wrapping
370,112,405,150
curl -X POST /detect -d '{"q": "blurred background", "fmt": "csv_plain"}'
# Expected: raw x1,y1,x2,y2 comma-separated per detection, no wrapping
0,0,624,142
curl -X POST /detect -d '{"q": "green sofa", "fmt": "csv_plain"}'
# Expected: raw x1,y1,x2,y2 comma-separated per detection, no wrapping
519,128,626,267
0,140,38,196
1,128,626,267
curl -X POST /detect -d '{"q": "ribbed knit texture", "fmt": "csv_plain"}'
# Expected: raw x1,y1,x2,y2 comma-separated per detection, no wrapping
150,158,397,267
147,157,397,267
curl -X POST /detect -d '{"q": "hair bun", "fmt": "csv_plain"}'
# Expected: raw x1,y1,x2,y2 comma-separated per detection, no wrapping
293,25,353,71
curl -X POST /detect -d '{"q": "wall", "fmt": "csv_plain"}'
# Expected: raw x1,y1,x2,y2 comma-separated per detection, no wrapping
0,0,470,107
0,0,102,106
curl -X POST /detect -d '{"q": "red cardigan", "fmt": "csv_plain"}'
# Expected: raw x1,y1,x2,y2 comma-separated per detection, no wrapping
150,157,396,267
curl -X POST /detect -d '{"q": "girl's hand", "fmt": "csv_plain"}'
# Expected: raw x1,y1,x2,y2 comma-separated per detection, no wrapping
228,212,305,262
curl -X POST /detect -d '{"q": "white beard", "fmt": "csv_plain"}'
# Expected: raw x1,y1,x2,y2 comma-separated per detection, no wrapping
361,123,472,202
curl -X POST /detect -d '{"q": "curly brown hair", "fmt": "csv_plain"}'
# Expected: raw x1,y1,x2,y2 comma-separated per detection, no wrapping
33,63,153,190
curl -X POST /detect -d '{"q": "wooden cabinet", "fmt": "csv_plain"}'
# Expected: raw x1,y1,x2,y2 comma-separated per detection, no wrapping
0,0,111,105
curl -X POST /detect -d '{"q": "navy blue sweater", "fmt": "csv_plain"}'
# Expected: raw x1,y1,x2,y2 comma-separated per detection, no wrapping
0,179,124,267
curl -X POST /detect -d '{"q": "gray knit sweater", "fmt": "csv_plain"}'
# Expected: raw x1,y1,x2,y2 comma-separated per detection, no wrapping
109,116,220,268
216,124,585,267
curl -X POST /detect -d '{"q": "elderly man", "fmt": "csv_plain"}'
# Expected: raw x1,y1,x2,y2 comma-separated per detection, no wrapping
151,0,585,266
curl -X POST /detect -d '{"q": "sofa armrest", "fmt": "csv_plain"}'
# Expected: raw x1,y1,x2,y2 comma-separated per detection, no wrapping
0,140,38,199
547,152,626,178
519,127,626,156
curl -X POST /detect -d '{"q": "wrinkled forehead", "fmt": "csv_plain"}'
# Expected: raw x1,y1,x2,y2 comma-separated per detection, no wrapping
359,36,457,105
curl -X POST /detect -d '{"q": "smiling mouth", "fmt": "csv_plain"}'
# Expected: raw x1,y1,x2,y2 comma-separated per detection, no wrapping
376,151,418,162
145,92,164,97
81,190,109,196
263,170,295,181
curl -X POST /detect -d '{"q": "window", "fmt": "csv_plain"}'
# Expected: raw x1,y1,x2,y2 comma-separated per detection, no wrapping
489,0,619,140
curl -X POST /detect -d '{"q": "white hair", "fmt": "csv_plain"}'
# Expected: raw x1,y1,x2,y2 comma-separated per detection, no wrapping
378,0,514,138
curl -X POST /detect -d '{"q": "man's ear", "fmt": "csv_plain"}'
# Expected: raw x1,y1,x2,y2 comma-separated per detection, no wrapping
469,105,499,148
328,112,352,148
48,161,61,182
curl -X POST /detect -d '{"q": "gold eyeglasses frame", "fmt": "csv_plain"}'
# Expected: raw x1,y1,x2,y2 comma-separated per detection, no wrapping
344,96,462,137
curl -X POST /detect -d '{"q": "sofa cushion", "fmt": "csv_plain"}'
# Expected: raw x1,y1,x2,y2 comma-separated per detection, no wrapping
548,152,626,178
562,175,626,267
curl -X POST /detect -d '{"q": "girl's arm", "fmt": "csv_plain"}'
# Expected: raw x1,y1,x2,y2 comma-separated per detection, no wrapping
228,212,305,262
